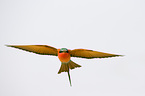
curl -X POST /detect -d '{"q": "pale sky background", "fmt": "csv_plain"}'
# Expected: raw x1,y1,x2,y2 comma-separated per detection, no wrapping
0,0,145,96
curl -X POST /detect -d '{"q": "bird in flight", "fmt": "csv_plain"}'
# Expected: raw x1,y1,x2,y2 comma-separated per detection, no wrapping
6,45,122,86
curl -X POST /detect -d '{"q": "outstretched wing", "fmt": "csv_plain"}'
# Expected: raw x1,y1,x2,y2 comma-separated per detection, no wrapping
6,45,58,56
70,49,122,59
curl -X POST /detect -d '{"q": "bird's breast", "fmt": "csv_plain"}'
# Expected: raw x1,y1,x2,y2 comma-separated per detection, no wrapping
58,53,70,63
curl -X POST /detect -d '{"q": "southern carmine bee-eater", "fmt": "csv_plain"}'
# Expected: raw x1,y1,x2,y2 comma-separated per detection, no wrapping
6,45,122,86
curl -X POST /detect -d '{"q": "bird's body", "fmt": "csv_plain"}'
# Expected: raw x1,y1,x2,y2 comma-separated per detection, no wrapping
58,52,70,63
58,48,70,63
6,45,122,86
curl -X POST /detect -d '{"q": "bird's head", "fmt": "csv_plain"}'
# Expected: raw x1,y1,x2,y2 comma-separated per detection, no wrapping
59,48,69,53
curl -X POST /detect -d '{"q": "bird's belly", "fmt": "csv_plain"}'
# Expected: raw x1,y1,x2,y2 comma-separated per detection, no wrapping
58,53,70,63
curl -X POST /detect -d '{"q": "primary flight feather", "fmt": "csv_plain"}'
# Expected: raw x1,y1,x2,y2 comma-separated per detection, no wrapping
6,45,122,86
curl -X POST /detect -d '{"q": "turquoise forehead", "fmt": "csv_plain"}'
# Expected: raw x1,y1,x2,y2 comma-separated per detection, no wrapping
60,48,68,51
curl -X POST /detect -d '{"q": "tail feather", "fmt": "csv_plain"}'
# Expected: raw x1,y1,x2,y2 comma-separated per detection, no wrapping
57,60,81,86
58,60,81,74
58,64,68,74
68,60,81,69
67,69,72,86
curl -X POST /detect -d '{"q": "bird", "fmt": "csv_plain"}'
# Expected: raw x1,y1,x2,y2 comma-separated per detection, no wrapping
6,45,122,86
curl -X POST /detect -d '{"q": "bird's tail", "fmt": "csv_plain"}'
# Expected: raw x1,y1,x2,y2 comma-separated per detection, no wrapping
58,60,81,74
58,60,81,86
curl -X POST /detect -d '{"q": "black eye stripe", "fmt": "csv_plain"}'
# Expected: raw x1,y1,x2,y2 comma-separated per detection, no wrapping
59,50,69,53
59,51,63,53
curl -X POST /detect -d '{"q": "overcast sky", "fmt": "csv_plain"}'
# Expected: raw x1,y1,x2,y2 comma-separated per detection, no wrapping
0,0,145,96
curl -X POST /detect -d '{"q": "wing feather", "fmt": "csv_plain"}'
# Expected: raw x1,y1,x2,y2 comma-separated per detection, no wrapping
70,49,122,59
6,45,58,56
